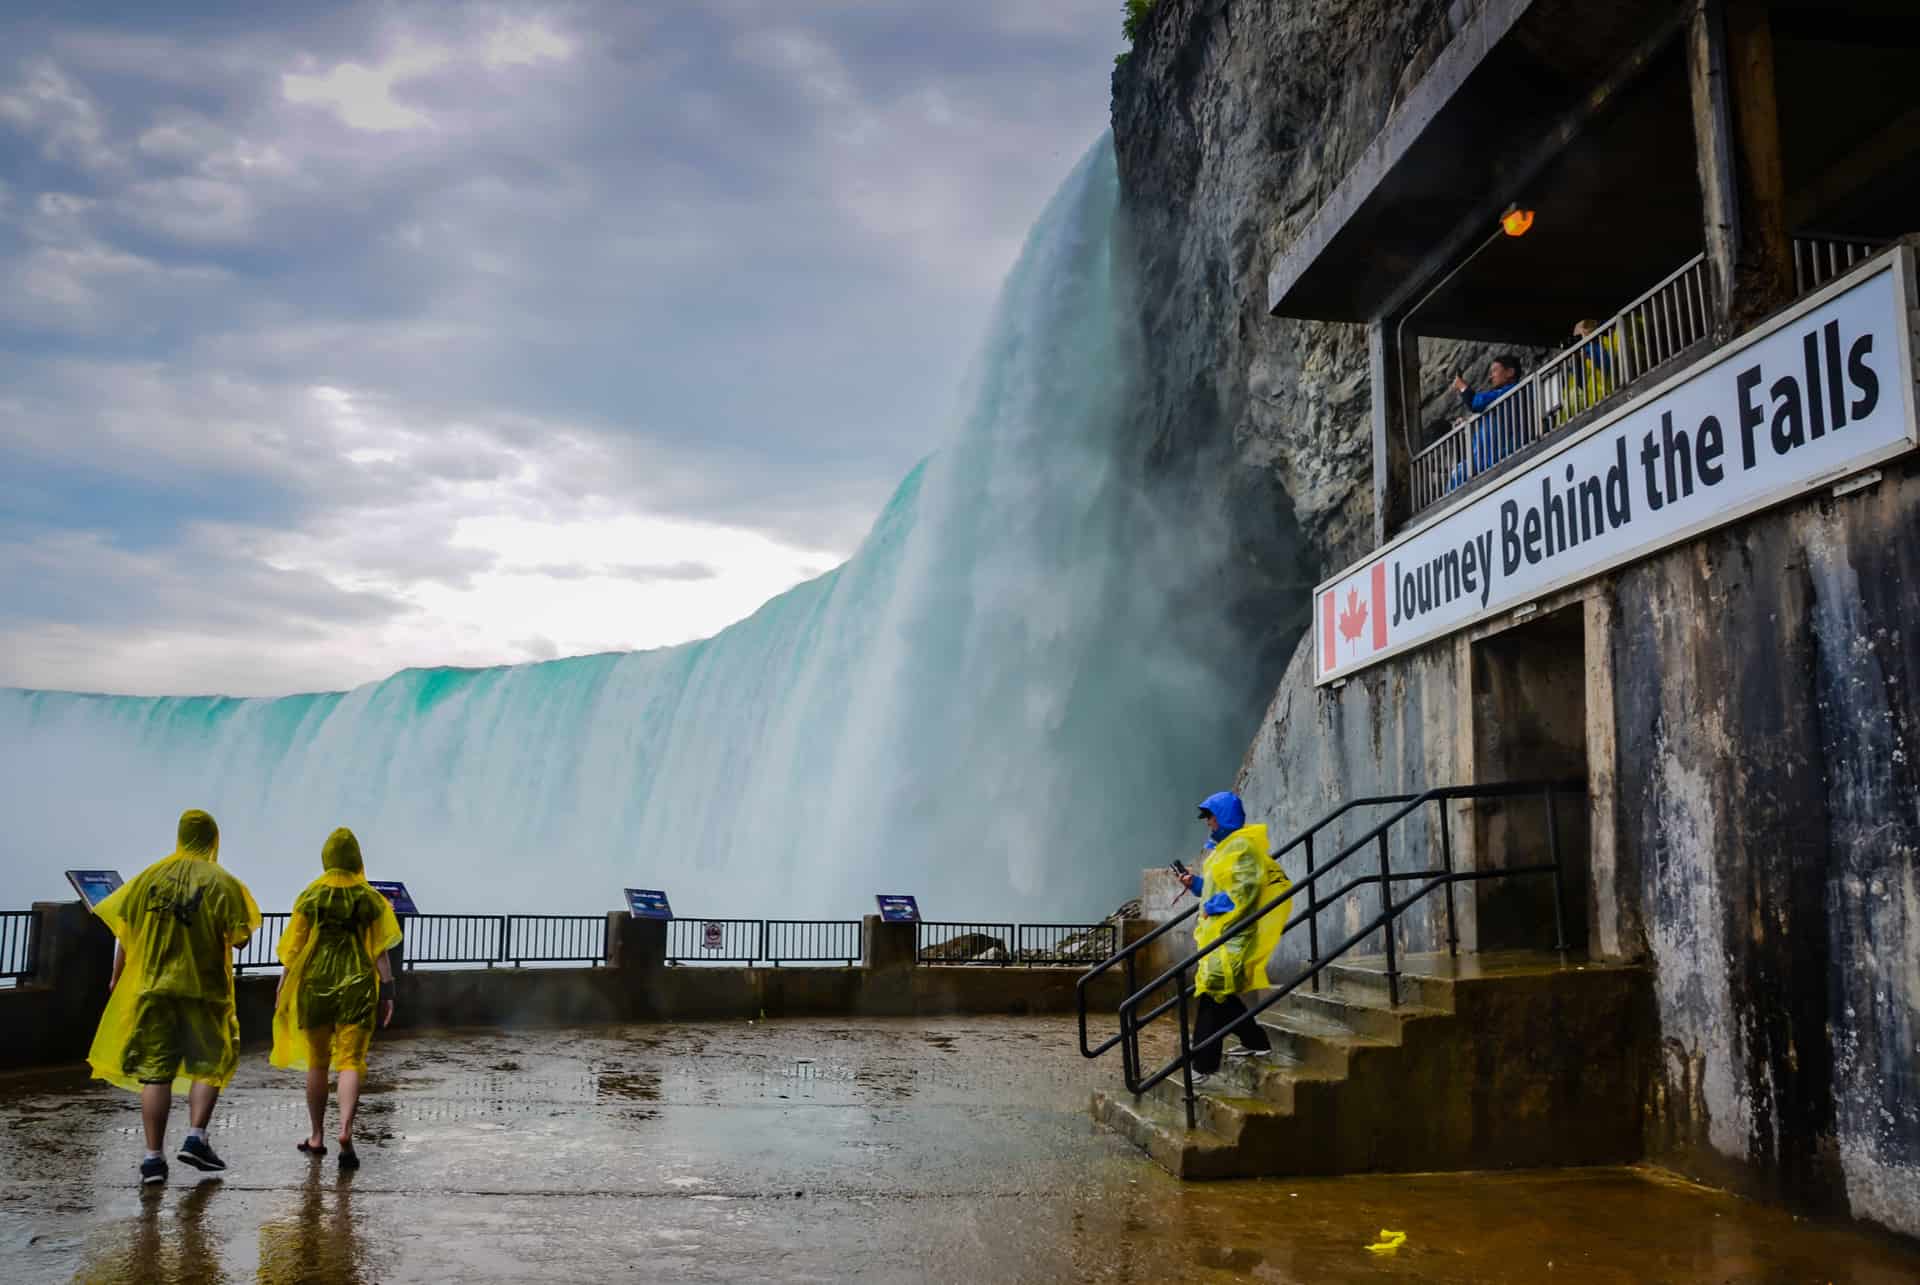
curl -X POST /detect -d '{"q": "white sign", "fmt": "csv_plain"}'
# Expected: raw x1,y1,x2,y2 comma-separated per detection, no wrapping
701,920,724,950
1316,251,1918,684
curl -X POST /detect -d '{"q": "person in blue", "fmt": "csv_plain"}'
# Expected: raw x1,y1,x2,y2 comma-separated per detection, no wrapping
1446,353,1533,489
1178,791,1287,1078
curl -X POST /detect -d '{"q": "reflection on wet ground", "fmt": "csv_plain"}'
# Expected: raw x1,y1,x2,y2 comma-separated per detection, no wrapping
2,1016,1916,1282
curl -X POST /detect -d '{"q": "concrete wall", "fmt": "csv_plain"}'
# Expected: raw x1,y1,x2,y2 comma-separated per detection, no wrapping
0,911,1131,1074
1235,464,1920,1234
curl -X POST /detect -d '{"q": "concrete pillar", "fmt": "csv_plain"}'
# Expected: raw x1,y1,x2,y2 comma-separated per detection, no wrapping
861,915,916,971
0,901,114,1070
607,911,666,971
1369,318,1418,544
1688,0,1792,331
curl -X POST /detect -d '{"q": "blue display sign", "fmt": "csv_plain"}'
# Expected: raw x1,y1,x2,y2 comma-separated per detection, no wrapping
368,881,419,915
875,895,920,923
625,888,673,920
65,869,123,907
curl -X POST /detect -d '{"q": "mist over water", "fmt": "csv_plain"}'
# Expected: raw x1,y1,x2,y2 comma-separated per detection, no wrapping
1,138,1255,920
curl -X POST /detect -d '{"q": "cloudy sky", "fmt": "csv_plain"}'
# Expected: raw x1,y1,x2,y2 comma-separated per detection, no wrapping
0,1,1118,697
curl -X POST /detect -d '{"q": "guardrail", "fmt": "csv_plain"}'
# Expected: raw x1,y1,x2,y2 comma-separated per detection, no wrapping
1015,923,1117,966
1413,254,1713,513
1794,236,1886,296
917,921,1018,965
764,919,862,966
233,912,292,974
0,910,36,987
666,917,763,964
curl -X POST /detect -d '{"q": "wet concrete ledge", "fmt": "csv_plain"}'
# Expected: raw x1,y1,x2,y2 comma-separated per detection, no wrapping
0,907,1133,1072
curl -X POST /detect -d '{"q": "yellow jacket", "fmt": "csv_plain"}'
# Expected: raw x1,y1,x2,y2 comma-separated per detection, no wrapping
1193,823,1292,998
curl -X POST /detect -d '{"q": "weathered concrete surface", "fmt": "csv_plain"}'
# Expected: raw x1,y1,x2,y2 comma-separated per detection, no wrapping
1234,462,1920,1233
5,1018,1919,1283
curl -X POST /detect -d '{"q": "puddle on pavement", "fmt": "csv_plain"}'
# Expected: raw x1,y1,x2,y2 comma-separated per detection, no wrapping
3,1017,1917,1283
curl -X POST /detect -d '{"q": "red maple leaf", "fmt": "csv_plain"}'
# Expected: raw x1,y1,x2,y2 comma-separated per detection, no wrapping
1337,587,1368,649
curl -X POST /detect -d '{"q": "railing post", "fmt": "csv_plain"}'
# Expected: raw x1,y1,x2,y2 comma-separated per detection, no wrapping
1175,971,1197,1131
1377,832,1400,1008
1304,833,1321,994
1545,788,1568,953
1439,802,1459,957
1121,953,1139,1088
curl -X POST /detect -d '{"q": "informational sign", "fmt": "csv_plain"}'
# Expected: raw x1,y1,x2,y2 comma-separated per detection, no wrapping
701,920,724,950
368,880,419,915
875,895,920,923
65,869,123,907
1316,251,1918,684
625,888,673,920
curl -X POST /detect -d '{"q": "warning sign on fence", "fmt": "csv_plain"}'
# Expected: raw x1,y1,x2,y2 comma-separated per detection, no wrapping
702,921,724,951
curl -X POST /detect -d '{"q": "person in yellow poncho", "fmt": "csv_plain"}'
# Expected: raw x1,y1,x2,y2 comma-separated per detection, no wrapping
271,827,402,1171
1181,791,1293,1079
88,809,262,1186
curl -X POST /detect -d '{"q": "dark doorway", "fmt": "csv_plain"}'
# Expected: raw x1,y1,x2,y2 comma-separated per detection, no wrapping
1471,604,1591,953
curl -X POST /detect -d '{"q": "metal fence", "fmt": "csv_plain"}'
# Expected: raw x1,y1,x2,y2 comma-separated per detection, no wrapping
233,912,291,973
916,921,1018,965
666,917,763,964
763,919,862,966
504,915,607,965
1413,253,1714,513
1793,236,1887,296
1014,923,1117,967
0,911,36,987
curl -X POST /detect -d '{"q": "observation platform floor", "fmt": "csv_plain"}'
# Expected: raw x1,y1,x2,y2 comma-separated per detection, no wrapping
1,1016,1915,1282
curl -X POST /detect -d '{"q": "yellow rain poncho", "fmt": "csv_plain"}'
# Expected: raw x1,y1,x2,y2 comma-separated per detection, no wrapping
1193,822,1294,998
87,810,262,1093
270,828,402,1074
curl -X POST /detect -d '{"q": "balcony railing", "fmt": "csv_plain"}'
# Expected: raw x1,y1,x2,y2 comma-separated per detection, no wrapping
1412,253,1714,514
1794,236,1886,295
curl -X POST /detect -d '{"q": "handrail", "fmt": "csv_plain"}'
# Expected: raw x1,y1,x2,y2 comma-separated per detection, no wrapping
1076,791,1426,1062
1083,778,1584,1128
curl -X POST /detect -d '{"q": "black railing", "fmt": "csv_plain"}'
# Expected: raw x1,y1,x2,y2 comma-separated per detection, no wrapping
1077,779,1585,1127
505,915,607,966
0,910,36,986
763,919,862,966
666,918,763,964
1015,923,1117,967
400,914,506,969
233,912,292,973
917,921,1017,965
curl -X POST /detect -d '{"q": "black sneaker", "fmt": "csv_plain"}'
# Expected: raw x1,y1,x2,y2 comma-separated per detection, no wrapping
140,1156,168,1186
177,1136,226,1172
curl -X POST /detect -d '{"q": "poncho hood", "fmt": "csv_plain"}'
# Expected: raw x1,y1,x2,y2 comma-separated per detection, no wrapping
176,809,220,863
322,827,364,875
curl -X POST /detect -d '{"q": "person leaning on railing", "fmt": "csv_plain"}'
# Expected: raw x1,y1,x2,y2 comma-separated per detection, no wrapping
1179,792,1293,1081
1445,353,1534,490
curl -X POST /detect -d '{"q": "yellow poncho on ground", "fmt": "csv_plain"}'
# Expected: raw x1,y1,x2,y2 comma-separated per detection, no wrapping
1193,822,1293,998
270,828,402,1074
87,810,261,1093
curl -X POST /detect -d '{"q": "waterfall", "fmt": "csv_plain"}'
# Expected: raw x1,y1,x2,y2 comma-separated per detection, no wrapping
1,137,1255,920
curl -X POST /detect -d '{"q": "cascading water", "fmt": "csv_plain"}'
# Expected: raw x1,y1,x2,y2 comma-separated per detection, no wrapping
1,138,1261,920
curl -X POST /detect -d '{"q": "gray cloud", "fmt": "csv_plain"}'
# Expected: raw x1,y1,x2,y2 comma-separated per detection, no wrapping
0,0,1120,692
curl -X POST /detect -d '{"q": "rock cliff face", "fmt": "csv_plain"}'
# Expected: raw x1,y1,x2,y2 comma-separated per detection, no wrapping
1111,0,1920,1235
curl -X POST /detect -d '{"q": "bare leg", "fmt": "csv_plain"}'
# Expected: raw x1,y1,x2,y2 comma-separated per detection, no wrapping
305,1028,333,1148
336,1070,362,1149
186,1081,219,1131
140,1083,171,1152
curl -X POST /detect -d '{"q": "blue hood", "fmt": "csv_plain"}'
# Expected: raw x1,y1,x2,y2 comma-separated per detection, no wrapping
1196,791,1246,843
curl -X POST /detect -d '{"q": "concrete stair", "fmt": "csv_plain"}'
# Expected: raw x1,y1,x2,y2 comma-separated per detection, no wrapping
1090,951,1650,1180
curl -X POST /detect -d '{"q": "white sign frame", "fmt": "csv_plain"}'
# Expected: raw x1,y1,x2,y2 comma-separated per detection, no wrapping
1314,247,1919,685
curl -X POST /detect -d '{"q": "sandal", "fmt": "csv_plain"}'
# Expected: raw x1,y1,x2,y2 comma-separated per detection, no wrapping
338,1145,360,1171
297,1139,327,1157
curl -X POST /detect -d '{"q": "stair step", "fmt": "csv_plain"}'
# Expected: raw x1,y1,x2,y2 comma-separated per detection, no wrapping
1091,1090,1246,1180
1274,987,1451,1043
1253,1010,1394,1077
1319,957,1459,1011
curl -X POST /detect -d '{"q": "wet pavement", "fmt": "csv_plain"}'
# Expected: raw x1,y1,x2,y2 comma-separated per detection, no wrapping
1,1016,1916,1282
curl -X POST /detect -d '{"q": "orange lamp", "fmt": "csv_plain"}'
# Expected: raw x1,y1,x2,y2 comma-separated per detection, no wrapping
1500,207,1536,237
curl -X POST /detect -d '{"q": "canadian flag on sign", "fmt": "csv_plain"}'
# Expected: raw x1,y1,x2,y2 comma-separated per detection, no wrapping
1320,562,1389,676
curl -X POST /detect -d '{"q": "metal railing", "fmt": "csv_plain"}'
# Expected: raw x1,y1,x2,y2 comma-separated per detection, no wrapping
1015,923,1117,967
505,915,607,966
763,919,862,966
0,910,36,986
1413,255,1713,513
1077,779,1585,1127
1794,236,1887,296
233,912,292,973
917,921,1018,965
666,917,763,964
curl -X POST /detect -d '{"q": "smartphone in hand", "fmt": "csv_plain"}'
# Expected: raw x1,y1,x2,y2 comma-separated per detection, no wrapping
1170,859,1189,878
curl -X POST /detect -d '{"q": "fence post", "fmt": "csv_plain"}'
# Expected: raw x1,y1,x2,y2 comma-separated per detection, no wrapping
1545,788,1569,953
1176,970,1197,1130
1304,833,1320,993
1439,802,1460,957
1377,833,1400,1008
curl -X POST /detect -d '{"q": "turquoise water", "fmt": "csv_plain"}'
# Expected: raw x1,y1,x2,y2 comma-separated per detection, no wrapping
1,140,1252,920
